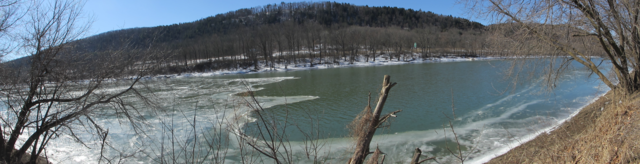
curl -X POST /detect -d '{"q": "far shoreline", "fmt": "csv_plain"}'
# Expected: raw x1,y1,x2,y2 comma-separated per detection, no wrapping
145,55,503,79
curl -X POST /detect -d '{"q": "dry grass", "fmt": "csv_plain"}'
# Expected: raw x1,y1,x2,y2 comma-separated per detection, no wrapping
489,90,640,163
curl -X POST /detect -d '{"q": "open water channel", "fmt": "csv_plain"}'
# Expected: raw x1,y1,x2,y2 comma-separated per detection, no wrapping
45,59,609,163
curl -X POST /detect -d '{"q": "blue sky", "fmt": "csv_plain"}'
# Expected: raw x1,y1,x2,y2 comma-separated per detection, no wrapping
84,0,479,36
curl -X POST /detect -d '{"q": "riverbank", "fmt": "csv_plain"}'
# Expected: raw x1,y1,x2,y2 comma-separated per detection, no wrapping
147,55,502,79
488,90,640,163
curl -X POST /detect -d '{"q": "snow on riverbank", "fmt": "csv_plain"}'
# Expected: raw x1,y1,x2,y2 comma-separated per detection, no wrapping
153,55,503,79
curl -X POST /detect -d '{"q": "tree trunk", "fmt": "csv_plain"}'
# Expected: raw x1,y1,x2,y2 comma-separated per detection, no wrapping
410,148,435,164
349,75,396,164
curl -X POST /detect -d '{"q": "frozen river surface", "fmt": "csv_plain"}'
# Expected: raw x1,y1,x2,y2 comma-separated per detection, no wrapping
44,59,608,163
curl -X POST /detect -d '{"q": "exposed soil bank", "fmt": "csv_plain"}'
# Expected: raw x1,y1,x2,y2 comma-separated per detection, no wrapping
488,90,640,163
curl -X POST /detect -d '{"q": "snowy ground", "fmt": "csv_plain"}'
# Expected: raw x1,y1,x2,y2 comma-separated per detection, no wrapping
155,54,503,79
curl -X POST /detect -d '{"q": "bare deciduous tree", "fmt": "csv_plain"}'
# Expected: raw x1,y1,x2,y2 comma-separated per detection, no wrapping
0,0,25,62
462,0,640,94
0,0,163,163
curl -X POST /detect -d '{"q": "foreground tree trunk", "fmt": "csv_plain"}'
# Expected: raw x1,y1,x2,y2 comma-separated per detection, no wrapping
349,75,400,164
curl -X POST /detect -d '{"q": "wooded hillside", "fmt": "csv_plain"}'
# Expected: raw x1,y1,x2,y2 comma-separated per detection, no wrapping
7,2,488,74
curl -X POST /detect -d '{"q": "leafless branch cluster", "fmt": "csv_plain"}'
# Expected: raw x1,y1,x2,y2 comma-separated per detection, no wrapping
461,0,640,94
0,0,167,163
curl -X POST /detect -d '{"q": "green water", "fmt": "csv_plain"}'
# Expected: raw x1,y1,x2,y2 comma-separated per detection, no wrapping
229,60,607,163
40,59,609,163
242,62,508,134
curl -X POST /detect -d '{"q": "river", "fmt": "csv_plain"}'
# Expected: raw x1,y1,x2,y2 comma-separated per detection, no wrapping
45,59,609,163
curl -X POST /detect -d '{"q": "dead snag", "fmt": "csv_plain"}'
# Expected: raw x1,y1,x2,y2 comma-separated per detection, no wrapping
410,148,435,164
365,147,384,164
349,75,400,164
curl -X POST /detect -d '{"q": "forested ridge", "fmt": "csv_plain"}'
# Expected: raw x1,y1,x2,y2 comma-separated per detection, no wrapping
9,1,488,74
87,1,483,45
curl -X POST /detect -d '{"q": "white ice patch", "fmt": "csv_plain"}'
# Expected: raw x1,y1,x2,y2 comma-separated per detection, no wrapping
466,89,610,164
39,76,317,164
